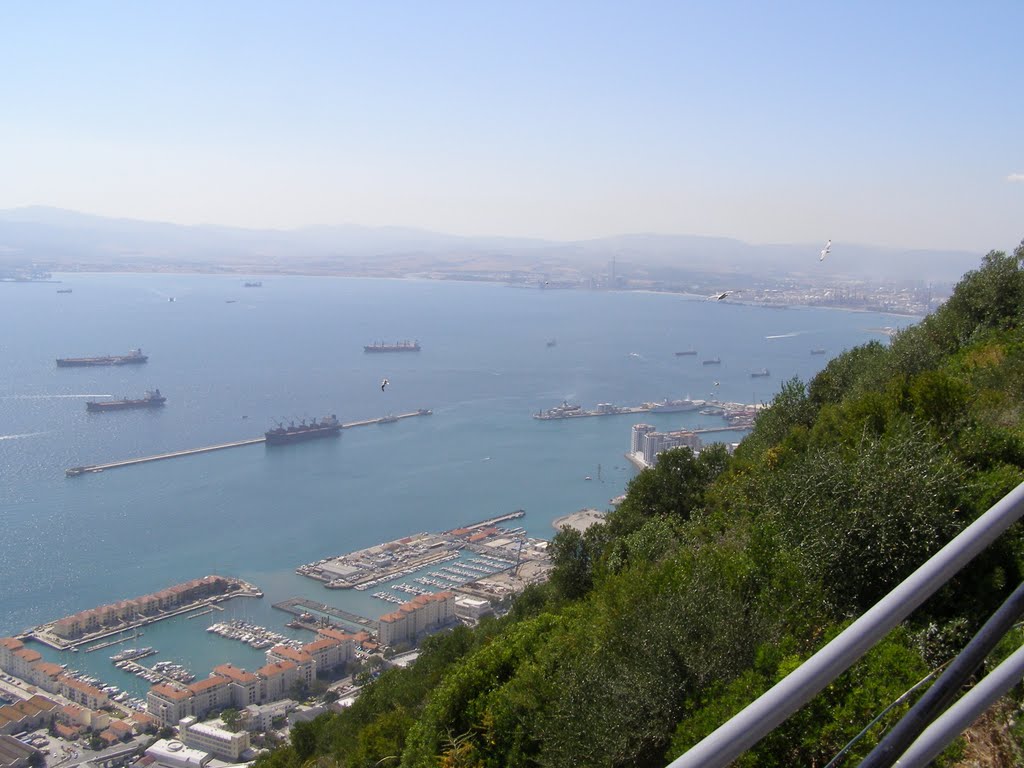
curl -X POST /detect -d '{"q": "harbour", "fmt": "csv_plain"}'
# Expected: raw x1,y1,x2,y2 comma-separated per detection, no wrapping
65,409,433,477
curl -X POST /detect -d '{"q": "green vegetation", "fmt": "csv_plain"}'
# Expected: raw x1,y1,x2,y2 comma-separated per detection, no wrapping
255,243,1024,767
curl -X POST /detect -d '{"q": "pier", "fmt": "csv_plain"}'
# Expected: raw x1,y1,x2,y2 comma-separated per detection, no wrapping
65,410,432,477
272,598,378,632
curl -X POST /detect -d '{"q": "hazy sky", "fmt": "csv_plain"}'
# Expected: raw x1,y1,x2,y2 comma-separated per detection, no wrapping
2,2,1022,251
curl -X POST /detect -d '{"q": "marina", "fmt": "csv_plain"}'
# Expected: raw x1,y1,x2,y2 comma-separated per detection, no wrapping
65,409,433,477
206,619,301,650
296,510,527,589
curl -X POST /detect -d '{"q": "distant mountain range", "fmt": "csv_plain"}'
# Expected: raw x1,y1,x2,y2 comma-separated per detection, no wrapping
0,206,983,282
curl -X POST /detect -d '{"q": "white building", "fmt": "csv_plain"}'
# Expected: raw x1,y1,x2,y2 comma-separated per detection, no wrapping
243,700,293,731
144,740,211,768
631,423,656,454
642,430,701,467
454,596,493,624
178,717,250,762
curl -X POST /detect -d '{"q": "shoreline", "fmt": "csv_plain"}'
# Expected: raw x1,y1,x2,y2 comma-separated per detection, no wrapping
28,269,928,320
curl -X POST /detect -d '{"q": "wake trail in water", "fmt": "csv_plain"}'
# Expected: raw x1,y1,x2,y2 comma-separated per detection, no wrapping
0,431,49,441
764,331,810,339
1,394,112,399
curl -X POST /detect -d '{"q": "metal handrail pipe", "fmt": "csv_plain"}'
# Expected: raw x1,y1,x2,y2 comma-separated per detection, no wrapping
892,642,1024,767
666,480,1024,768
860,579,1024,768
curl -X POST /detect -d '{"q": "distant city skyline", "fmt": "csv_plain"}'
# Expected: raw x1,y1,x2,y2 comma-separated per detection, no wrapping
2,2,1022,252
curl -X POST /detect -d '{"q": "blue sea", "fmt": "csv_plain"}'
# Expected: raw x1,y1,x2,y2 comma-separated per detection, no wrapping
0,273,914,694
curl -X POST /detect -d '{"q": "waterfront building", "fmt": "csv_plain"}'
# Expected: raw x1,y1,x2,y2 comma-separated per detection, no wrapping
0,640,42,683
377,592,456,648
51,576,237,640
178,716,250,762
186,677,231,718
377,612,408,648
631,423,656,454
266,647,315,689
301,635,351,673
147,684,194,727
145,739,211,768
641,429,701,468
211,664,260,708
256,661,297,703
60,676,109,710
28,661,65,693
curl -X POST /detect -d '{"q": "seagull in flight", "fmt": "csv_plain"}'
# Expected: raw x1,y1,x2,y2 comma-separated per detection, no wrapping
819,239,832,261
709,290,734,301
381,378,389,392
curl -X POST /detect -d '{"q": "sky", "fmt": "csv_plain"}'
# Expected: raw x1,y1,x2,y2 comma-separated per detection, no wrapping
1,1,1022,252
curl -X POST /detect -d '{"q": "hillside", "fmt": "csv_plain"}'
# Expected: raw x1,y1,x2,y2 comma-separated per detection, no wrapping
254,241,1024,767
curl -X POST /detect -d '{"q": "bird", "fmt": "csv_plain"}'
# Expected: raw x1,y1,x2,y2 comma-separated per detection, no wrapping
709,291,734,301
819,239,832,261
381,378,389,392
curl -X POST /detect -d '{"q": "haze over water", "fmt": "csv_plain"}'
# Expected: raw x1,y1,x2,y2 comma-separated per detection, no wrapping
0,274,913,693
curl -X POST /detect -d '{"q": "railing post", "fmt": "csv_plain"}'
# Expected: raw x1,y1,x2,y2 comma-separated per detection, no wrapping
666,481,1024,768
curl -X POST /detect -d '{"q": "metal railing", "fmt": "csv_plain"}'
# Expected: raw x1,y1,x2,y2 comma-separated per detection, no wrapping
666,480,1024,768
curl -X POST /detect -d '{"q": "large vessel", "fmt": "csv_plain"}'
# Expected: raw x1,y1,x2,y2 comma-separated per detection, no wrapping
702,357,721,366
265,415,341,445
674,349,697,356
364,340,421,353
57,349,147,367
648,398,700,413
750,369,770,378
811,348,826,355
87,389,166,411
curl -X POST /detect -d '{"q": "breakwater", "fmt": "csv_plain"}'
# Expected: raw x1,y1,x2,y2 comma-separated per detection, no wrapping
65,409,432,477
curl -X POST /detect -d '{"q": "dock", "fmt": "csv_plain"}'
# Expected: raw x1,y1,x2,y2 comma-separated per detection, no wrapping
272,598,378,633
65,410,432,477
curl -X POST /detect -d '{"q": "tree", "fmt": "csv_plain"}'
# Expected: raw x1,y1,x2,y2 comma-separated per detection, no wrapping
221,708,240,733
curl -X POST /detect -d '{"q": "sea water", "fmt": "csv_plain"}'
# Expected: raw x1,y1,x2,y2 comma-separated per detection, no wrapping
0,273,914,693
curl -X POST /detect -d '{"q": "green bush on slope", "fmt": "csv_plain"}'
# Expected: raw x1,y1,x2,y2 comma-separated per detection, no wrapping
253,242,1024,768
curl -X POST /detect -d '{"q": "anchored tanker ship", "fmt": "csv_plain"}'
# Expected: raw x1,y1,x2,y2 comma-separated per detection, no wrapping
87,389,166,411
265,415,341,445
364,340,420,353
57,348,148,367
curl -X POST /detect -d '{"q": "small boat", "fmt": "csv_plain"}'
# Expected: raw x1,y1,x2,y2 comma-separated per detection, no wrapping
546,339,557,347
584,476,592,481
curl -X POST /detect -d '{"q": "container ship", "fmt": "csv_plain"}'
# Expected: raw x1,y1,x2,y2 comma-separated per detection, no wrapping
364,340,420,353
87,389,166,411
57,348,147,367
265,415,341,445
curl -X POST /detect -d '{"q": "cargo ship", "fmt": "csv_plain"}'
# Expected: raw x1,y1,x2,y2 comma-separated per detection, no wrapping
811,348,826,355
265,415,341,445
750,369,770,378
364,340,421,353
87,389,166,411
674,349,697,356
702,357,721,365
57,348,147,367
